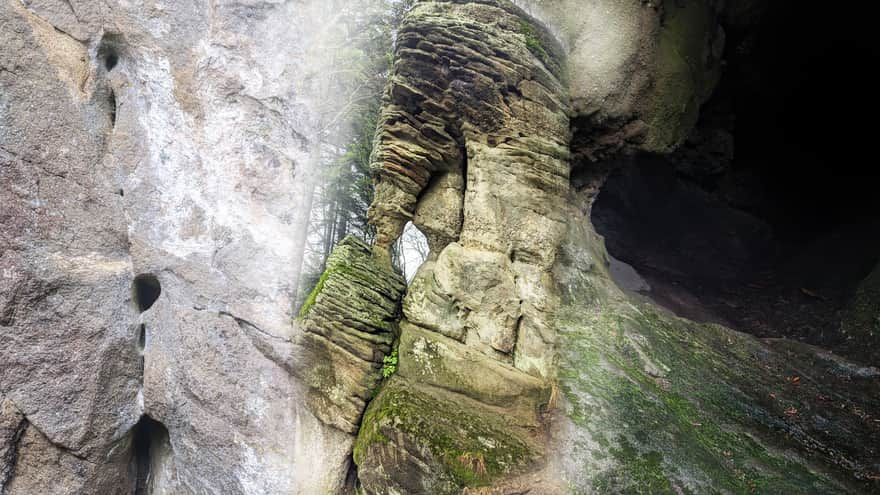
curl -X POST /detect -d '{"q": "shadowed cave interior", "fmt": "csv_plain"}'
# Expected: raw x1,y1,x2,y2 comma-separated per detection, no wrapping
590,2,880,361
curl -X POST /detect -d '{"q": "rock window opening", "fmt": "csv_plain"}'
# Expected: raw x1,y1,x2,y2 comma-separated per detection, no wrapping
393,222,429,284
133,274,161,312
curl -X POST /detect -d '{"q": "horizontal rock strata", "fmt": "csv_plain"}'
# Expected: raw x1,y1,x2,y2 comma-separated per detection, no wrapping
296,236,406,434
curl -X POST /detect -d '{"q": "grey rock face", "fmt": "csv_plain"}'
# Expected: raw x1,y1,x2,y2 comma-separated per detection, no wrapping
1,0,380,492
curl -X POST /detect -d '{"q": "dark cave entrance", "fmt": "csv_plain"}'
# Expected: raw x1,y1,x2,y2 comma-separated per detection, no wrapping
130,415,171,495
589,2,880,358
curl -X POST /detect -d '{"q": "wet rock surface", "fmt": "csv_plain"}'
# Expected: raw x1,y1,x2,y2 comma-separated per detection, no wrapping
553,190,880,494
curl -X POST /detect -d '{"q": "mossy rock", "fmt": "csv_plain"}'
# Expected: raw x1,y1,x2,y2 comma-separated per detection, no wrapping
295,235,406,433
642,0,721,152
354,379,542,494
552,202,880,494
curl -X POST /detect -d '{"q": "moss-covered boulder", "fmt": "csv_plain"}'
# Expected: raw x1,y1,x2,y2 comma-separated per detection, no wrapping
354,379,543,494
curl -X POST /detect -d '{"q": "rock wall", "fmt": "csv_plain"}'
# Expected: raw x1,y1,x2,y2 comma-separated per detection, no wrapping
1,0,385,492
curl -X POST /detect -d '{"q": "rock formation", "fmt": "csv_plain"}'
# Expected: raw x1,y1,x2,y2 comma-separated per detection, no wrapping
2,0,879,494
296,236,406,434
354,0,567,491
1,0,382,492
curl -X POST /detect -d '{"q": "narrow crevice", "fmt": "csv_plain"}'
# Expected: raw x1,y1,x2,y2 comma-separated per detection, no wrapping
132,274,161,313
0,418,28,494
137,324,146,385
108,88,117,127
344,459,361,494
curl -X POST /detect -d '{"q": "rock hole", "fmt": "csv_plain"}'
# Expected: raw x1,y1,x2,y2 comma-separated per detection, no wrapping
104,53,119,71
393,222,429,284
130,415,171,495
137,324,146,352
97,36,122,72
133,274,161,312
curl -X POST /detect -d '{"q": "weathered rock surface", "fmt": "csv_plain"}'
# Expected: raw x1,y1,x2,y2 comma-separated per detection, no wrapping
550,189,880,493
2,0,384,492
296,236,406,434
517,0,725,154
357,0,566,492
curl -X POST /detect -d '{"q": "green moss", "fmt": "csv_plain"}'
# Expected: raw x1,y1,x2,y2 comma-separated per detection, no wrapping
297,266,333,319
553,214,868,491
354,380,536,489
556,293,863,493
518,19,555,76
297,235,405,322
381,347,398,378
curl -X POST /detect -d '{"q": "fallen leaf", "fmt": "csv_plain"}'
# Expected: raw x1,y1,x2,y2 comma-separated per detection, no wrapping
784,407,798,416
800,288,826,300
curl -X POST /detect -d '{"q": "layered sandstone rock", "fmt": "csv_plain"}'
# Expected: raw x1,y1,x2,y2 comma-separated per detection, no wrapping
296,236,406,434
356,1,567,491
